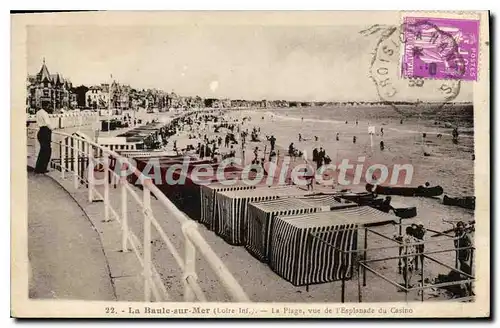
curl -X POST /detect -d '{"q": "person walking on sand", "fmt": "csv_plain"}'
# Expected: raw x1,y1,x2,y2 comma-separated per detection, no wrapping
336,133,339,141
452,127,459,143
34,107,55,174
269,135,276,152
453,221,472,273
298,133,302,142
400,226,418,289
411,222,426,271
318,147,326,169
356,119,358,126
304,161,314,191
353,136,357,144
380,127,384,137
288,143,295,158
312,147,319,166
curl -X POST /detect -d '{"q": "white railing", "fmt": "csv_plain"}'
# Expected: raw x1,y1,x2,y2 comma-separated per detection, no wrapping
27,111,100,130
27,128,250,303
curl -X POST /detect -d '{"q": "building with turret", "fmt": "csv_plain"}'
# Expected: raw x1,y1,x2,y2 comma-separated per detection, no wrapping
27,59,76,113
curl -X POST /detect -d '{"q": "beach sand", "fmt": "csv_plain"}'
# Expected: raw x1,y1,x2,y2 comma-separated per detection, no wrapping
128,108,475,303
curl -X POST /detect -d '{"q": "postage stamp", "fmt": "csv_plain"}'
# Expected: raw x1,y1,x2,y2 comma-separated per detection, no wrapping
401,17,480,81
368,24,461,116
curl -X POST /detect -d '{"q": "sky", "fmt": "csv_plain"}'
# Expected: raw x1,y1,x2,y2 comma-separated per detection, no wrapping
27,25,473,102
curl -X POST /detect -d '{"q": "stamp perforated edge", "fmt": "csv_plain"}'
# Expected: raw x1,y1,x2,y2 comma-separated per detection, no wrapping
398,11,483,82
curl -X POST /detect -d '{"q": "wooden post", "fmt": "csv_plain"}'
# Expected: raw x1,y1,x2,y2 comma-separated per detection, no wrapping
398,219,403,274
404,250,409,302
363,227,368,286
357,261,362,303
420,256,424,302
341,260,346,303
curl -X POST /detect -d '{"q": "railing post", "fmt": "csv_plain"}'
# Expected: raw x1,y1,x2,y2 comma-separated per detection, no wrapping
121,162,129,253
182,221,198,302
60,139,65,179
103,155,110,222
143,179,152,302
74,138,79,189
87,144,94,203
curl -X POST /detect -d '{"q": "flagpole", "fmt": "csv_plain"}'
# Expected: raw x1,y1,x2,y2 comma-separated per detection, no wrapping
108,74,112,134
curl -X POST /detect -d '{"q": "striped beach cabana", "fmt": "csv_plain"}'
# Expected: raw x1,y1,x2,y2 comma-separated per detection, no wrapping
245,194,359,263
215,186,309,245
199,180,257,230
269,206,399,287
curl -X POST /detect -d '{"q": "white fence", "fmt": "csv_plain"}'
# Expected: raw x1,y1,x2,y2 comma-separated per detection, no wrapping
27,112,99,130
27,128,250,302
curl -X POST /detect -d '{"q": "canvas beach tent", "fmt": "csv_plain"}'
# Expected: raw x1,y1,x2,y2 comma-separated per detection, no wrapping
215,186,310,245
245,195,359,263
269,206,399,286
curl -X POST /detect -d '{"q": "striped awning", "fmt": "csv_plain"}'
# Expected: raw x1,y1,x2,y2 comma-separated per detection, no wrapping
249,197,314,212
221,185,308,199
303,206,399,227
299,194,359,210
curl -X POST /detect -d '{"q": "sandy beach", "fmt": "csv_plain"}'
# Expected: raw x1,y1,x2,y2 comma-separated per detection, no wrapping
125,107,475,302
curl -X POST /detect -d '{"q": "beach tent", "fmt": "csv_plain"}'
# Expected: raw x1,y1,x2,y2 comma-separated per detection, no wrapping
215,186,309,245
269,206,399,286
245,195,359,263
199,180,257,230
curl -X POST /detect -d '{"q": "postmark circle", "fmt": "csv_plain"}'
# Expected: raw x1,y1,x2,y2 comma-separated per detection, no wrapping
370,23,461,117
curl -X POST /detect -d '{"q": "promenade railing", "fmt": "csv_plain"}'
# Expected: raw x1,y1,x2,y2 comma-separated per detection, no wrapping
27,127,250,303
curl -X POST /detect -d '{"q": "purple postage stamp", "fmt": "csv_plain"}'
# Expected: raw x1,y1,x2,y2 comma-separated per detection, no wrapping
401,16,480,81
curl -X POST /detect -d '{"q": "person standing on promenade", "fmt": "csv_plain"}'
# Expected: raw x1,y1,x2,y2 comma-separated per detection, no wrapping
35,107,55,174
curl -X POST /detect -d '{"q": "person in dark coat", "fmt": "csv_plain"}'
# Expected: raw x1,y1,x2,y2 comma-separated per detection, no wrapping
34,107,54,173
318,147,326,169
200,144,206,158
312,148,319,164
269,135,276,152
288,143,295,157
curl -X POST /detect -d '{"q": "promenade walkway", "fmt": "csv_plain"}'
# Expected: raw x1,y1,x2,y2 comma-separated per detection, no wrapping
28,170,116,301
